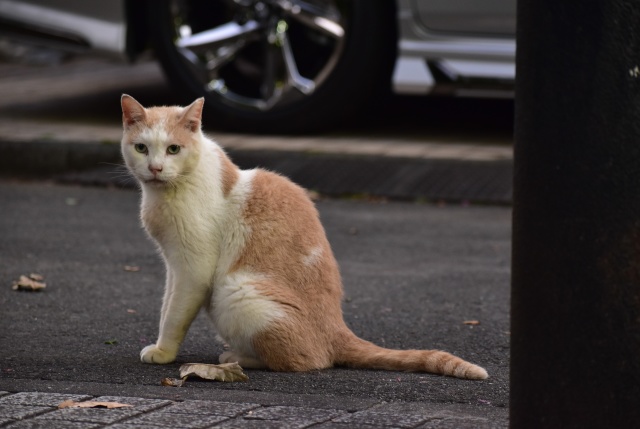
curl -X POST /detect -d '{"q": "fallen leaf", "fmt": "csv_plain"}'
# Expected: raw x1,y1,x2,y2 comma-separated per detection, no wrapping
179,362,248,382
12,275,46,291
124,265,140,272
126,309,137,314
161,377,186,387
104,339,118,345
463,320,481,326
58,400,133,409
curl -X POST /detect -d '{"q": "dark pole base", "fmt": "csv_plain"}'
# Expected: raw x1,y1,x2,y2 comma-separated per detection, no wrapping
512,1,640,428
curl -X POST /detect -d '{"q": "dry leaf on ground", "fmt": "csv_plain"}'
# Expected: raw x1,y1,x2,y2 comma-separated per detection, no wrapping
58,400,133,409
463,320,481,326
123,265,140,272
162,363,248,387
12,274,46,291
179,362,248,383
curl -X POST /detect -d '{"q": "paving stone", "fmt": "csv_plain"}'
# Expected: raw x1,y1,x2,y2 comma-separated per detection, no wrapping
417,417,499,429
107,425,171,429
213,406,345,428
0,392,92,407
313,422,391,429
108,422,172,429
332,410,429,428
5,420,102,428
33,407,142,424
91,396,172,412
0,405,51,421
121,411,228,428
243,405,345,425
216,418,310,429
161,400,260,417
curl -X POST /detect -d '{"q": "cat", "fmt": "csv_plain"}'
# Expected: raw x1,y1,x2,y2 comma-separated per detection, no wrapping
120,94,488,380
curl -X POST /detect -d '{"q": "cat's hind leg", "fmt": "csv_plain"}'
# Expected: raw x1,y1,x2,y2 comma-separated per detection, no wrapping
219,350,267,369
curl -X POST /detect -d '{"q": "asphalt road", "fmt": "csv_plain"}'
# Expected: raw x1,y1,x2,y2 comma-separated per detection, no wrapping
0,181,510,419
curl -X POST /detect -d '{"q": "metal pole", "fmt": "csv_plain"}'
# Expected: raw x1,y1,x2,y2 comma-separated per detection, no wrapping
511,0,640,427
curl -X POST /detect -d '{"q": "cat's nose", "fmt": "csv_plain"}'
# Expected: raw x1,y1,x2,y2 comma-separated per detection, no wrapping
148,165,163,174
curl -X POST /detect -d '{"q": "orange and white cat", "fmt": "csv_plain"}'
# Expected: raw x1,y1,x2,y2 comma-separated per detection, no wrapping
120,94,488,380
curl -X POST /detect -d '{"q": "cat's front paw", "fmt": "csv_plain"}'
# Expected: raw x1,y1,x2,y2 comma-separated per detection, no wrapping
140,344,176,364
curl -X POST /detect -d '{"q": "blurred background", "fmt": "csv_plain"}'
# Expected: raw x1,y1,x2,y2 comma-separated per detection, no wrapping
0,0,516,202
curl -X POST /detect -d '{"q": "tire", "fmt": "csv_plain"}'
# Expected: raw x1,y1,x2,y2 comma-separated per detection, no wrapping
147,0,396,133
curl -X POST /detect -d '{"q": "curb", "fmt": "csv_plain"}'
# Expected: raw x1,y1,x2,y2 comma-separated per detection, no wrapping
0,140,512,204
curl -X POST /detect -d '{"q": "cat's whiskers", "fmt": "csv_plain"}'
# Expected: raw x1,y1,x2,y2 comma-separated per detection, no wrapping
106,168,134,179
99,161,126,167
99,162,139,183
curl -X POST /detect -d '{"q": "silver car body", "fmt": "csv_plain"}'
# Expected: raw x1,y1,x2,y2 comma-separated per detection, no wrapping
0,0,127,54
0,0,516,96
394,0,515,96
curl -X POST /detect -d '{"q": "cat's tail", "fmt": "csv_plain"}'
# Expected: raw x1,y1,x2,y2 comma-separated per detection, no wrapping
333,330,488,380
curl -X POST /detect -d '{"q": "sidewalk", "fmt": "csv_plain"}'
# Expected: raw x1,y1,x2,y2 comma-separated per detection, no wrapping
0,392,504,429
0,391,501,428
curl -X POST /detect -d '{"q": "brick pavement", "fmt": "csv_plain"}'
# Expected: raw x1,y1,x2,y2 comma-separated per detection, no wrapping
0,392,501,428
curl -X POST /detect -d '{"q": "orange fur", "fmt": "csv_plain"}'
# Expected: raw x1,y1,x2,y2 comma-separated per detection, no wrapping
217,147,240,198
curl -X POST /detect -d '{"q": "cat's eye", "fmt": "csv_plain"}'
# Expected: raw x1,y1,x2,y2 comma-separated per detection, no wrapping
167,145,181,155
134,143,147,154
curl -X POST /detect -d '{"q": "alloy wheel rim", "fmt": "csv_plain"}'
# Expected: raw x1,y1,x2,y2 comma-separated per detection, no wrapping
171,0,347,112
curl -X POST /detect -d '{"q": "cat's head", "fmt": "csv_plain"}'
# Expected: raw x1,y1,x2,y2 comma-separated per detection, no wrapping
120,95,205,187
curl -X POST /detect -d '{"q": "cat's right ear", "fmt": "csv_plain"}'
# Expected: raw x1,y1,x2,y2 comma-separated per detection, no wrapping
121,94,146,128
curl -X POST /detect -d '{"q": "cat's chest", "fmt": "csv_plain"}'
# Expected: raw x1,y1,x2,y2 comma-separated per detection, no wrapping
141,195,219,251
139,188,248,280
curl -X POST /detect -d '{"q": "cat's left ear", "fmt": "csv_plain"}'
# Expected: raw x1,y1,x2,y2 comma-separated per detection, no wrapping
180,98,205,133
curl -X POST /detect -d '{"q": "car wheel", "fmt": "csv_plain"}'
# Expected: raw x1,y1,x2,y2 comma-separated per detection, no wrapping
147,0,396,133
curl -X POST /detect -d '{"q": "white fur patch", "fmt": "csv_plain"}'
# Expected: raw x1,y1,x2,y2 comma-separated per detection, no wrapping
302,245,323,267
228,169,257,202
209,271,285,358
213,168,256,276
138,123,170,145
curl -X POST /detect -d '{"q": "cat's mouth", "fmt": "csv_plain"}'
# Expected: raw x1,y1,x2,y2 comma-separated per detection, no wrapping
144,178,167,185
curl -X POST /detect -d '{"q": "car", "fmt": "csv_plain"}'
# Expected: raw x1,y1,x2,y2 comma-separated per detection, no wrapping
0,0,516,133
